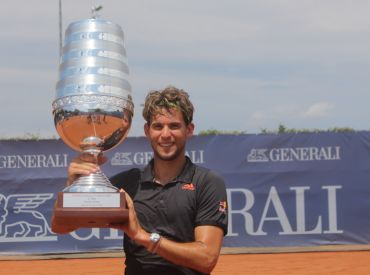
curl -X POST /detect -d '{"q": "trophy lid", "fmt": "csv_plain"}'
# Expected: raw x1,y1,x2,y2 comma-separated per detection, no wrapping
55,16,132,101
64,18,125,45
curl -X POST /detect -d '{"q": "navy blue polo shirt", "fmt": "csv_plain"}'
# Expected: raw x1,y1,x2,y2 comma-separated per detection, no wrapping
111,157,228,275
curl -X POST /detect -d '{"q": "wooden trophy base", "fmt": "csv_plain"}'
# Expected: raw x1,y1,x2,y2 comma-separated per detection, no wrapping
52,192,128,232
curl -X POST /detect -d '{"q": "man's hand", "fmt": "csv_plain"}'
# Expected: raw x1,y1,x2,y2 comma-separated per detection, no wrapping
110,190,148,243
66,154,107,185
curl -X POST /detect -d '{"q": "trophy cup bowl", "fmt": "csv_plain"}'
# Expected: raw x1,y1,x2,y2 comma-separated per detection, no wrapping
51,18,133,232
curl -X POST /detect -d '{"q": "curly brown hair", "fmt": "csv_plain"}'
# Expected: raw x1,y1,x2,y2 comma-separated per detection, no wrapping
142,86,194,125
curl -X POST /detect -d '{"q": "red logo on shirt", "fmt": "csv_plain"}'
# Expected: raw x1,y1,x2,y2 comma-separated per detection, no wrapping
219,201,227,213
182,183,195,191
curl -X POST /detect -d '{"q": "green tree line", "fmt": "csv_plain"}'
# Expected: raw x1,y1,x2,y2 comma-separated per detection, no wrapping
0,124,359,140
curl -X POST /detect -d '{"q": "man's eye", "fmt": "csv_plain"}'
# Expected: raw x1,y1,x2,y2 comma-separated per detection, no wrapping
170,124,181,129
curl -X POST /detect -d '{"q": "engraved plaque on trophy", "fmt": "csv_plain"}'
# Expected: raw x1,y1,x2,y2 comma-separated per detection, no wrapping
51,16,133,232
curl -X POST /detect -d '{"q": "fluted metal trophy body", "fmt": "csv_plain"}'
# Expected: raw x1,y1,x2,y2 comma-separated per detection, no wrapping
52,17,133,231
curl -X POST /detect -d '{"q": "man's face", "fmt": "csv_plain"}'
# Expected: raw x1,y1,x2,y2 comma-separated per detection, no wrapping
144,108,194,161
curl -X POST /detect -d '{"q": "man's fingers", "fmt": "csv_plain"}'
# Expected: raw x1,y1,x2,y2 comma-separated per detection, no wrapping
123,191,134,208
119,189,133,209
66,157,100,185
69,162,98,175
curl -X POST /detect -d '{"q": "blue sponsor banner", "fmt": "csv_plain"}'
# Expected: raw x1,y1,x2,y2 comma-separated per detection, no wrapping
0,132,369,254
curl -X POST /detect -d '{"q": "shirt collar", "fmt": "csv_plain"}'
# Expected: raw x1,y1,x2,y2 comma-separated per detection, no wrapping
141,156,196,184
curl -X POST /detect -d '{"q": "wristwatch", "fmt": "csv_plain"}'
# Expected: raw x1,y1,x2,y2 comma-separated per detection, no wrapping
149,232,161,253
150,232,161,244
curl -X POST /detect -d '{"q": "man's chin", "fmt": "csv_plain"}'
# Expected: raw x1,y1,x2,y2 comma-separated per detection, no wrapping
155,151,180,161
157,154,178,161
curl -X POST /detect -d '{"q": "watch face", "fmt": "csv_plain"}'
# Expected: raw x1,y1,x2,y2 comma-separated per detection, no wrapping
150,233,160,243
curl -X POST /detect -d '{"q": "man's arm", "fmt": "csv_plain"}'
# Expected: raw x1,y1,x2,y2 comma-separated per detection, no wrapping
114,192,224,274
152,226,224,274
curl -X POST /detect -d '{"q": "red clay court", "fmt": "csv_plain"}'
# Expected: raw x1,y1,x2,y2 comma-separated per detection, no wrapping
1,248,370,274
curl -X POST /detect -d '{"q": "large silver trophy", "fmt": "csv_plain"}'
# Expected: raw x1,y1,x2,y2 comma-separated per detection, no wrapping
51,15,133,231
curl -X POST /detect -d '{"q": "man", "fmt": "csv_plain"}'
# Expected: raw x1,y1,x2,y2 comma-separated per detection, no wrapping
59,86,228,275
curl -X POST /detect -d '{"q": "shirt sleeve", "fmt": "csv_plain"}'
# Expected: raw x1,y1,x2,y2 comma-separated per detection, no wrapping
110,168,141,198
195,169,228,235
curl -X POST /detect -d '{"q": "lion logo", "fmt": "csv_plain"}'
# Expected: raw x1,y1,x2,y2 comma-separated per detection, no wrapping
0,193,54,238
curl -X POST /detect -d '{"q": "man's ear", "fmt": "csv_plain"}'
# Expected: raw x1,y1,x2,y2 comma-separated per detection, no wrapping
144,123,150,137
187,123,195,138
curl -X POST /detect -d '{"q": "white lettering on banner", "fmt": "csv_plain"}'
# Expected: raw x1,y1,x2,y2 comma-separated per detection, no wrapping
322,185,343,234
0,186,343,244
227,185,343,237
70,228,100,241
247,146,341,162
289,187,321,234
0,154,68,169
111,150,205,166
104,228,122,240
186,150,204,164
255,186,295,235
69,228,123,241
133,152,154,165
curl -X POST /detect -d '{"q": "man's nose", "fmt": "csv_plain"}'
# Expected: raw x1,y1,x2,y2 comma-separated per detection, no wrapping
161,126,171,138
